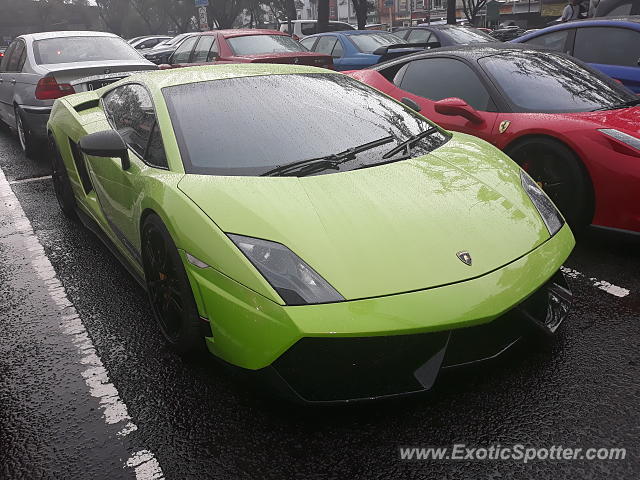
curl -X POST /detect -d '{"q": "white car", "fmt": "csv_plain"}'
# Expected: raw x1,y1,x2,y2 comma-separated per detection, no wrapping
0,31,156,156
279,20,355,39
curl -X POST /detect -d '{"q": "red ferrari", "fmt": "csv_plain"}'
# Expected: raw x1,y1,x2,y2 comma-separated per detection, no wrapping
348,44,640,234
162,29,333,70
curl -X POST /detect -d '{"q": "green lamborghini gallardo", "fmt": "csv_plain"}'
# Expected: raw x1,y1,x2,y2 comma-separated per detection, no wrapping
47,64,574,402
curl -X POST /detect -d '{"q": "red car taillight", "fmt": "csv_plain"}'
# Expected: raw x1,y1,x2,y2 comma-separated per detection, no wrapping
35,77,75,100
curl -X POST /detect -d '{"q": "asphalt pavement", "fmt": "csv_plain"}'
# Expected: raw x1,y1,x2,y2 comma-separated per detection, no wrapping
0,128,638,479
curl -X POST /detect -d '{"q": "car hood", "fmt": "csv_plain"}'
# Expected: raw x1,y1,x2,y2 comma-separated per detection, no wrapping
178,134,551,300
565,106,640,135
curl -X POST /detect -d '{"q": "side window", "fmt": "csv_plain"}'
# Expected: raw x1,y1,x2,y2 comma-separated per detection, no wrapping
0,41,17,72
192,35,215,63
315,36,338,56
573,27,640,67
601,2,633,15
399,58,495,111
300,37,317,50
17,46,27,72
394,29,409,40
407,29,433,44
523,30,570,52
332,39,344,58
207,39,219,61
103,84,166,167
171,36,198,64
301,23,317,36
145,122,168,169
7,41,25,72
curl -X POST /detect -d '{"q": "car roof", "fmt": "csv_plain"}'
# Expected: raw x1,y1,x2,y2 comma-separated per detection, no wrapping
199,29,285,38
377,42,558,63
19,30,120,41
399,24,478,30
305,30,393,37
515,16,640,42
126,63,332,90
287,20,352,24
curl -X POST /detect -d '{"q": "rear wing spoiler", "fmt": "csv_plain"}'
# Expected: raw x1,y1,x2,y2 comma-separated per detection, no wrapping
69,70,152,88
372,42,436,55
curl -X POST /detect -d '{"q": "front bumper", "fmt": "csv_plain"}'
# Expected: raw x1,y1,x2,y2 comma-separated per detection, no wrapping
183,223,574,402
267,271,571,403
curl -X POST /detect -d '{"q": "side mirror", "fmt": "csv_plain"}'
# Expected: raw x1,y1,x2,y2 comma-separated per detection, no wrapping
79,130,130,170
434,97,484,124
401,97,422,112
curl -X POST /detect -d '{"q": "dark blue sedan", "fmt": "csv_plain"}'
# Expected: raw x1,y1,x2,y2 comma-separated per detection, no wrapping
512,17,640,93
300,30,424,71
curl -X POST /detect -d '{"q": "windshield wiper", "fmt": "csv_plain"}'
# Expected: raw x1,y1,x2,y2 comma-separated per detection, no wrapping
381,127,439,160
261,135,395,177
591,98,640,112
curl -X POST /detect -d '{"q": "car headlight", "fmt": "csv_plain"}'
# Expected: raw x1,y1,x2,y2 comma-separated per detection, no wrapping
598,128,640,151
228,234,344,306
520,170,564,236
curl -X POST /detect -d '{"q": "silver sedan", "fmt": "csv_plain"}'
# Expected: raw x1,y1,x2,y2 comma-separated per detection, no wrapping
0,31,157,157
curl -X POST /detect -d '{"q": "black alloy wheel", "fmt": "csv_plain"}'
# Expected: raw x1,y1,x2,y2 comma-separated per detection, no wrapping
142,214,205,354
507,137,593,230
49,136,78,220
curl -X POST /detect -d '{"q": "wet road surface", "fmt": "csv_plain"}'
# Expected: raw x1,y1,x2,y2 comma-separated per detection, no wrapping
0,129,638,479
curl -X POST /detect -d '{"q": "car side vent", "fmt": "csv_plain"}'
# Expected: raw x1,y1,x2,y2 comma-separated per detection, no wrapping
74,99,100,112
69,139,93,194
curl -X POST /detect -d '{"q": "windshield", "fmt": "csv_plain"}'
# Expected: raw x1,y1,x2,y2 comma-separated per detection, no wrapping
33,36,142,64
163,73,449,176
227,35,306,55
442,27,495,44
479,52,637,113
349,33,405,53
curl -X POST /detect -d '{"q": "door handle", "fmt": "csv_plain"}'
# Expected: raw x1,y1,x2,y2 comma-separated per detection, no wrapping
10,79,16,84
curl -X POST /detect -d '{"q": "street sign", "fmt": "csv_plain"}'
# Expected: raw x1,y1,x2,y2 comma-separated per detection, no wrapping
198,6,209,30
384,0,393,7
195,0,209,6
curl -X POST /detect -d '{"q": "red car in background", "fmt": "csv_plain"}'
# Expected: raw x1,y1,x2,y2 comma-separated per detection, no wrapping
162,29,333,69
348,44,640,235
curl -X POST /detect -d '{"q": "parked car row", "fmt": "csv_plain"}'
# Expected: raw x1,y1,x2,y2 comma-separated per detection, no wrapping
1,13,638,402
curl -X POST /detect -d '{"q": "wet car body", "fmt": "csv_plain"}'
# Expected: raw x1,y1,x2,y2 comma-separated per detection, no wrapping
163,30,333,70
300,30,424,71
512,17,640,92
349,44,640,234
47,64,573,402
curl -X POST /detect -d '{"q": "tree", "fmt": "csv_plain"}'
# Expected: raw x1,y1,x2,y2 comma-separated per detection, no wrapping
317,0,328,32
95,0,130,34
461,0,486,24
209,0,245,29
128,0,162,34
350,0,369,30
446,0,456,25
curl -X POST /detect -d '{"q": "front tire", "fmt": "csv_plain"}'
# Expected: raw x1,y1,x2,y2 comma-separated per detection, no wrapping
506,137,593,230
49,136,78,221
15,105,38,158
142,214,205,354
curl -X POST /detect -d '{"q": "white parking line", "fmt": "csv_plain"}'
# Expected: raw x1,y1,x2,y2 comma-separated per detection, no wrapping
561,266,631,298
8,174,52,185
0,167,164,480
